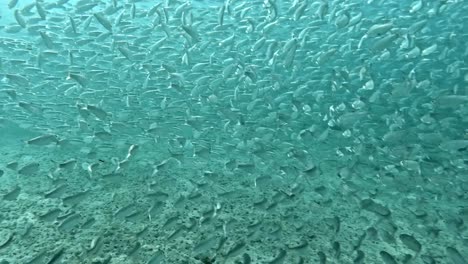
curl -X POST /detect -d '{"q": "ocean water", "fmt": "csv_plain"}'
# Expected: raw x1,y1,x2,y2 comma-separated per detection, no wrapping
0,0,467,263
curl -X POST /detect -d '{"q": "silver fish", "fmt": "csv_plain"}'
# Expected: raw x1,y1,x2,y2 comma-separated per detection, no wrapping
18,162,40,176
27,134,59,145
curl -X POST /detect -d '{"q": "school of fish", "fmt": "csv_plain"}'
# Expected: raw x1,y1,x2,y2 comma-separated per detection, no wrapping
0,0,467,263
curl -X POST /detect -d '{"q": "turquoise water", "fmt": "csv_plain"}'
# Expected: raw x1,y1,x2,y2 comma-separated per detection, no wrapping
0,0,467,263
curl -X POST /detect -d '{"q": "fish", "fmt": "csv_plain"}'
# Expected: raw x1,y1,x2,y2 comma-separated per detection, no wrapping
181,24,200,43
8,0,19,9
126,144,139,159
36,2,47,20
372,33,399,51
26,134,59,146
366,22,393,37
86,105,109,120
439,140,468,152
39,31,54,49
421,43,437,56
51,159,78,177
66,73,88,87
93,13,113,32
14,9,27,28
5,74,29,86
435,95,468,108
18,162,40,176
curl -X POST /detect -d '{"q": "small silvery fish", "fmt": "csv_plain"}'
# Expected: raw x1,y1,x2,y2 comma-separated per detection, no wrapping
8,0,19,9
14,9,27,28
87,105,109,120
58,159,77,170
93,13,113,32
26,134,59,145
18,162,40,176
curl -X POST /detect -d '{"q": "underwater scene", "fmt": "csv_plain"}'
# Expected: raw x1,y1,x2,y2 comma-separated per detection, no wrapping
0,0,467,263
